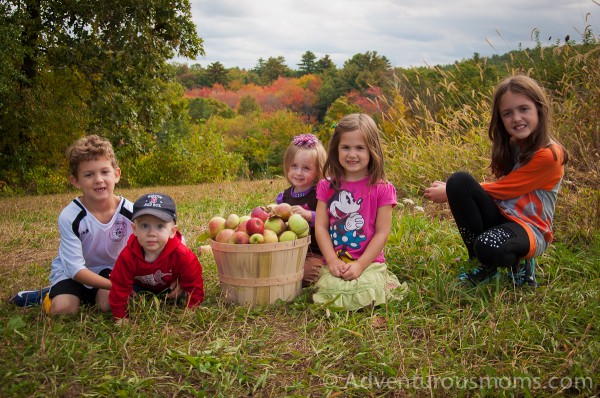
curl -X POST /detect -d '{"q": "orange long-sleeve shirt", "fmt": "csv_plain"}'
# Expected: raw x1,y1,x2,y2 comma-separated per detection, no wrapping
481,144,565,258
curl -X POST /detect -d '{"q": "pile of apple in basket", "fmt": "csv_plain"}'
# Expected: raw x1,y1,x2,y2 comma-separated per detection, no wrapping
208,203,309,244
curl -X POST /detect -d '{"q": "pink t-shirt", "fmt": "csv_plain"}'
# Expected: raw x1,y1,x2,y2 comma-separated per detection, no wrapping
316,178,397,264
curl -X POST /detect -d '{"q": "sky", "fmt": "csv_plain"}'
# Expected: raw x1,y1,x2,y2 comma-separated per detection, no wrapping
179,0,599,70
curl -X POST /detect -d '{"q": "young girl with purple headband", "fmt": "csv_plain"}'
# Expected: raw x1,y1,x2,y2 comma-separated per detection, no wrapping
275,134,328,286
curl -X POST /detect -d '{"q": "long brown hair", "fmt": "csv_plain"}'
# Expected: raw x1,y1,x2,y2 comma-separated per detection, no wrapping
488,75,567,178
323,113,386,189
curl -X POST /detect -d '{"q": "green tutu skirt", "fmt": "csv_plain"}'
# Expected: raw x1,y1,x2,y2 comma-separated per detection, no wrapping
312,262,407,310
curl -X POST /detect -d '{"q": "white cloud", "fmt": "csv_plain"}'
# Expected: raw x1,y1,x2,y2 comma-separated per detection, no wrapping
179,0,599,69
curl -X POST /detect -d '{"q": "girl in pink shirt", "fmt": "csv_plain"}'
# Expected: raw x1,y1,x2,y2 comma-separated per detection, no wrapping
313,114,404,310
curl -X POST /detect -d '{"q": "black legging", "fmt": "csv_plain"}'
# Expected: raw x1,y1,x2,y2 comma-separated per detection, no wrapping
446,171,530,268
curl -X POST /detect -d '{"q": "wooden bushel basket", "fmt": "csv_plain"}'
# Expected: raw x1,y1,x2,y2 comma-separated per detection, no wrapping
209,236,310,305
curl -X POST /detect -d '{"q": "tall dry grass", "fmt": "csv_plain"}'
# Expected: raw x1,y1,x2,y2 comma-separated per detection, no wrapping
380,42,600,249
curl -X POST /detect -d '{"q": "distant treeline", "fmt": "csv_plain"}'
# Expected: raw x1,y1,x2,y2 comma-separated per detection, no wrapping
1,0,597,195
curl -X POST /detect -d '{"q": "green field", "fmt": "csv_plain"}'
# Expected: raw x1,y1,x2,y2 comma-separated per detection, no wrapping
1,179,598,397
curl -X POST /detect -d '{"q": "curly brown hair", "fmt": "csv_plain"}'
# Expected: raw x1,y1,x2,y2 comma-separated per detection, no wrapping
67,135,118,178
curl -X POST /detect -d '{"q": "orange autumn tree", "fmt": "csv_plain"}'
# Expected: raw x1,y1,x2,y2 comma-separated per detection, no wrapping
185,76,321,121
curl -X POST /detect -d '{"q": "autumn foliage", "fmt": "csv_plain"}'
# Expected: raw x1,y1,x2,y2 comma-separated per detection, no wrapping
185,75,322,122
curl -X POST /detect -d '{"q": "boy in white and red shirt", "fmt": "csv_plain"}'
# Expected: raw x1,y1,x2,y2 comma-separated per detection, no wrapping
109,193,204,322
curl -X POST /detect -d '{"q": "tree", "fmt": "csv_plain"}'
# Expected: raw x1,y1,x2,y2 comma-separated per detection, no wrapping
205,61,229,87
298,51,317,75
237,95,261,115
315,55,336,73
253,56,291,85
341,51,393,92
0,0,204,191
188,97,235,123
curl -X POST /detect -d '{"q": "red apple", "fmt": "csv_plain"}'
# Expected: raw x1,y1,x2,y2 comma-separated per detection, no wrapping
208,216,226,239
249,233,265,244
236,219,249,233
264,216,286,236
274,203,292,221
250,206,270,222
246,217,264,236
231,230,250,244
215,228,235,243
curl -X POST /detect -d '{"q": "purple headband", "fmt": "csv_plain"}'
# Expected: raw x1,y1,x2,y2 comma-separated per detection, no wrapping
293,134,318,148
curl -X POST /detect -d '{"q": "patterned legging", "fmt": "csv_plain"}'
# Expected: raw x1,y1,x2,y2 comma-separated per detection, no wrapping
446,171,529,268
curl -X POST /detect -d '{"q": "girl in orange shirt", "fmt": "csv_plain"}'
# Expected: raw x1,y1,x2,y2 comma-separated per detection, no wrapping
424,75,568,287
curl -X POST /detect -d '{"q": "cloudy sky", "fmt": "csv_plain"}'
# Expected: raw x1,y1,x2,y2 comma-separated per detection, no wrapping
181,0,598,70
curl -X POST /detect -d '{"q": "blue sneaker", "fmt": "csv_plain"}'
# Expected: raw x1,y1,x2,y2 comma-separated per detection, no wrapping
509,259,538,287
9,287,51,307
458,265,499,286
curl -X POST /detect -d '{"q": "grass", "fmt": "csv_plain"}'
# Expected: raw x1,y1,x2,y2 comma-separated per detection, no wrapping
1,179,599,397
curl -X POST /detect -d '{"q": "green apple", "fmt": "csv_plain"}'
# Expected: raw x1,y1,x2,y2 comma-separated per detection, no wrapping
287,213,309,237
279,230,297,242
264,216,286,236
263,229,279,243
249,233,265,244
225,213,240,229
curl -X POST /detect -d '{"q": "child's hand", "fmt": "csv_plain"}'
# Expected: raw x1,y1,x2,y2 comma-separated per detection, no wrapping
340,261,366,281
424,181,448,203
291,205,310,222
328,258,348,278
166,280,184,300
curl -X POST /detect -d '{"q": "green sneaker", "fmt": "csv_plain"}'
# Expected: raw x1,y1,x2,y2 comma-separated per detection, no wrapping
509,258,538,287
458,265,499,286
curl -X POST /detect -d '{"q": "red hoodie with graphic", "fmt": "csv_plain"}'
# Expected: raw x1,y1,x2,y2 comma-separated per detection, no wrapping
109,231,204,319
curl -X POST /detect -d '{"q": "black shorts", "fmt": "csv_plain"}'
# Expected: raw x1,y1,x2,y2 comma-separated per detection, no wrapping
48,268,112,305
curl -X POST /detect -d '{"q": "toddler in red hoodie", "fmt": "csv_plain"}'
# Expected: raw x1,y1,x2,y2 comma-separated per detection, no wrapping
109,193,204,322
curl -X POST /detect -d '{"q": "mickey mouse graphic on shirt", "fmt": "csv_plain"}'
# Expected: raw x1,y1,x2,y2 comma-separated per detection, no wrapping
327,190,367,262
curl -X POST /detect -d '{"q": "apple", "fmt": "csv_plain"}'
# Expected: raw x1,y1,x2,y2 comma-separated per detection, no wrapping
263,229,279,243
239,215,251,224
236,219,249,233
288,213,309,237
215,228,235,243
231,230,250,244
250,206,271,222
265,203,278,213
198,245,212,255
297,228,309,238
249,233,265,244
246,217,265,236
208,216,226,239
279,230,297,242
264,216,286,236
225,213,240,229
274,203,292,221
